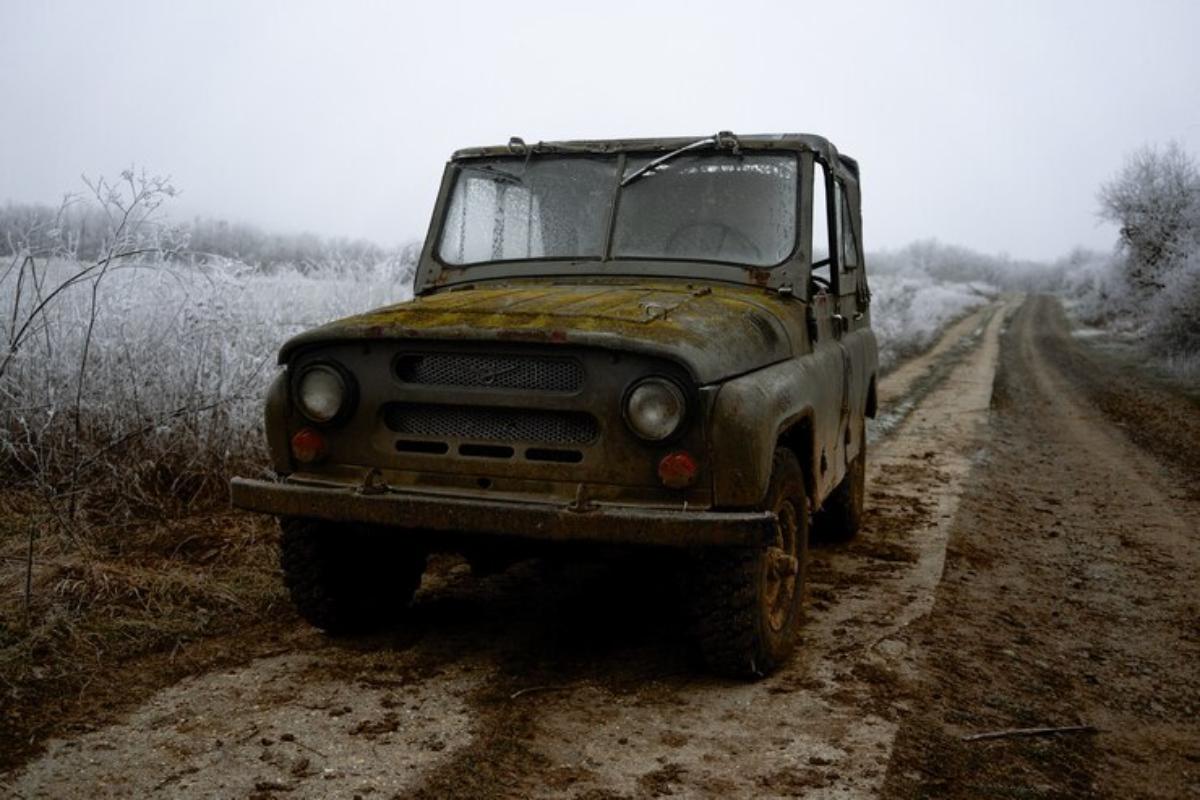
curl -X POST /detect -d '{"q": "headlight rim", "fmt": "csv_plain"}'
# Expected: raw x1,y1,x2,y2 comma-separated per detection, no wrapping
293,360,357,426
622,375,689,442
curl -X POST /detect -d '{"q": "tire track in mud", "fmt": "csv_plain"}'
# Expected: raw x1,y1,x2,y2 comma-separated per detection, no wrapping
504,297,1019,799
4,298,1018,800
879,296,1200,798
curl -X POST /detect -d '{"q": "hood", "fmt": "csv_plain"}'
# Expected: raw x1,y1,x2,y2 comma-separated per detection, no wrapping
279,281,801,384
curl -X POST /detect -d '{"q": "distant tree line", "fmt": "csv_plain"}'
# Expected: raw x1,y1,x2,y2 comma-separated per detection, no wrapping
0,198,420,276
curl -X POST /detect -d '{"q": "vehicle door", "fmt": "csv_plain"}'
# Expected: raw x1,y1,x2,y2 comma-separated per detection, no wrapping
807,158,847,498
832,176,869,466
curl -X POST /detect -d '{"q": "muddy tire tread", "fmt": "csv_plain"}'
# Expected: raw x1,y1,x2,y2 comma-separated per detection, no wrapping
691,449,808,678
279,517,424,635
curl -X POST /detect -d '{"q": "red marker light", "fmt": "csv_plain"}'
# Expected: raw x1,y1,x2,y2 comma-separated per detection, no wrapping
658,450,698,489
291,427,326,464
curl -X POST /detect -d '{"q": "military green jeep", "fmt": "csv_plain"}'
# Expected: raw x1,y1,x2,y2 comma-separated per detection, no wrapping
232,132,878,677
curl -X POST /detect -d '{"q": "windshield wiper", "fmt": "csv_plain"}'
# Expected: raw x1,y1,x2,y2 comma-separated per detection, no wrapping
619,130,740,187
459,163,525,185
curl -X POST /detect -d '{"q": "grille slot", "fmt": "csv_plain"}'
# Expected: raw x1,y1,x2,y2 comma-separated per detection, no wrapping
459,443,514,459
383,403,598,446
395,439,449,455
526,448,584,464
395,353,583,392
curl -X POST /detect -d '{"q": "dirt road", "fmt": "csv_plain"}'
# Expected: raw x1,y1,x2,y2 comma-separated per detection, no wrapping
6,295,1198,799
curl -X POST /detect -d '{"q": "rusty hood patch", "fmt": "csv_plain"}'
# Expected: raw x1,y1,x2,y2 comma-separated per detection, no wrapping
278,281,798,384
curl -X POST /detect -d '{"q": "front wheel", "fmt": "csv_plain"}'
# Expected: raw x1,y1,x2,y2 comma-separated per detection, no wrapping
690,448,810,678
279,518,426,635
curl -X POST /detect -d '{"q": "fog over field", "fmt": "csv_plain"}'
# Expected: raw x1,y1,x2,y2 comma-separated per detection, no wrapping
3,0,1200,259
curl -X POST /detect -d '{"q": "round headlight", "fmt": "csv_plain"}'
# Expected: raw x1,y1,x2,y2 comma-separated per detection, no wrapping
296,365,347,424
625,378,687,441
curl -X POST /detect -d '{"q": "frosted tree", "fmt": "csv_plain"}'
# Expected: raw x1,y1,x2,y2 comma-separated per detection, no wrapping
1098,141,1200,293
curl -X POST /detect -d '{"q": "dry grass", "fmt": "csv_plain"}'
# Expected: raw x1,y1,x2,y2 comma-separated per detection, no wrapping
0,492,288,767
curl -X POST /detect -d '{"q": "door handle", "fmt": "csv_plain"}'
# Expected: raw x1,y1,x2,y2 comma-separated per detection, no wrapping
831,314,849,334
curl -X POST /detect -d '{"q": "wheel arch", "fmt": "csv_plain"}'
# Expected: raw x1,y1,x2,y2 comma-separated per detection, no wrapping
865,374,878,419
775,411,817,507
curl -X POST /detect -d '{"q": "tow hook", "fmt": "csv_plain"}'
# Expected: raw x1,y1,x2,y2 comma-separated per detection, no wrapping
357,468,388,496
568,483,598,513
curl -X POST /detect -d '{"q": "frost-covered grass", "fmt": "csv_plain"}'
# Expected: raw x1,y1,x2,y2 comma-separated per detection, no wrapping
1052,247,1200,383
867,243,1000,371
1063,141,1200,381
0,252,996,512
0,258,411,514
869,272,995,372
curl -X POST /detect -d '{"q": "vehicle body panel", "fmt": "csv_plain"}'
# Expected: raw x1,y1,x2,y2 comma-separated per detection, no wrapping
278,280,803,385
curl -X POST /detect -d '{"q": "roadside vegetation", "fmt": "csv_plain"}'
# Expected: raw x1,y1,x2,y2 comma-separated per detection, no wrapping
0,173,417,760
1052,142,1200,382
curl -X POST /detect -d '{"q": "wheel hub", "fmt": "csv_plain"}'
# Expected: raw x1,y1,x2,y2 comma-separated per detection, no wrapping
763,500,799,632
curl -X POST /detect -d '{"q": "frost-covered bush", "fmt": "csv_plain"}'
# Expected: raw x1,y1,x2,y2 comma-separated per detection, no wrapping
0,257,411,513
865,240,1007,370
1099,142,1200,295
1,171,420,518
868,271,994,371
1146,253,1200,363
1086,142,1200,364
1051,248,1132,327
870,238,1048,291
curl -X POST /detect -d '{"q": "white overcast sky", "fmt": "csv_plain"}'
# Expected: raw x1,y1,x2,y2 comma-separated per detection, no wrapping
2,0,1199,261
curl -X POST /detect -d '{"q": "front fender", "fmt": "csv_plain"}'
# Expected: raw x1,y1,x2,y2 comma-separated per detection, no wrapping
264,370,292,475
708,353,845,508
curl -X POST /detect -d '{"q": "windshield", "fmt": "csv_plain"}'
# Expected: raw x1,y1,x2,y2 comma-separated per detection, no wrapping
438,156,616,265
435,152,798,268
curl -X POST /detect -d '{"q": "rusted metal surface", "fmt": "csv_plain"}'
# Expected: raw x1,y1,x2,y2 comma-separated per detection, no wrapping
230,477,776,548
278,281,795,385
449,133,846,168
271,341,715,504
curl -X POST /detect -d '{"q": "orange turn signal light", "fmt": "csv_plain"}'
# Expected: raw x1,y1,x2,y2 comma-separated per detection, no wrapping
658,450,698,489
291,427,326,464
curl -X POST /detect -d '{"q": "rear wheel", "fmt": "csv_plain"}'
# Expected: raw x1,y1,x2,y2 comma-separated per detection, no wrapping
279,517,426,634
814,420,866,542
691,448,810,678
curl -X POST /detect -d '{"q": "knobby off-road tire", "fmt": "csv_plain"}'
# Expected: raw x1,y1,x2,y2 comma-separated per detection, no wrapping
279,517,426,635
691,448,810,678
814,420,866,542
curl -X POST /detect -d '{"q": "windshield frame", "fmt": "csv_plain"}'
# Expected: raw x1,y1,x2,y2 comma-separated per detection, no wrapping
414,139,844,297
430,150,801,272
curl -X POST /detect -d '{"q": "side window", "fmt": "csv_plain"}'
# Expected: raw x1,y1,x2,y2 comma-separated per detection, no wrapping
839,185,860,270
811,163,831,290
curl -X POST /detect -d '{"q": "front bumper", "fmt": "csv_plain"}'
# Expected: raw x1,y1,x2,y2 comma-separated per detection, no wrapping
230,477,775,548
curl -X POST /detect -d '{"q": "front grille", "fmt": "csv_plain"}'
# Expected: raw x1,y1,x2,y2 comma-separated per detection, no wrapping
383,403,598,445
395,353,583,392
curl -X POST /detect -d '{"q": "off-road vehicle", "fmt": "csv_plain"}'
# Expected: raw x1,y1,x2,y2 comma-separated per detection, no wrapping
232,132,878,677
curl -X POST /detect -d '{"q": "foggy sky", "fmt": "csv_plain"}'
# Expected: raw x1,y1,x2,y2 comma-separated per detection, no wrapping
3,0,1199,261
